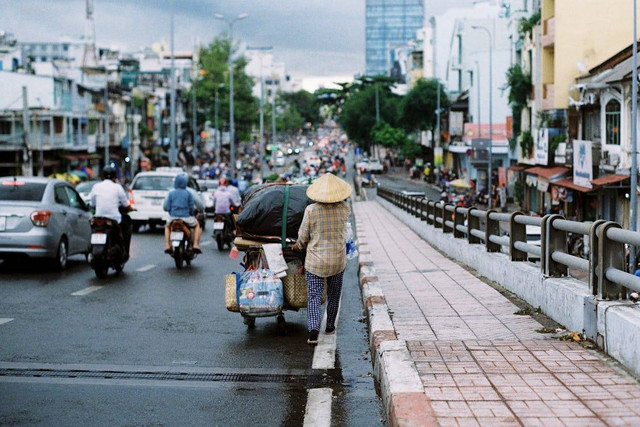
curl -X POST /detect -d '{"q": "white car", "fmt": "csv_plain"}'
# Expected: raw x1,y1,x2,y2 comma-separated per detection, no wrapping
129,170,204,230
364,159,384,173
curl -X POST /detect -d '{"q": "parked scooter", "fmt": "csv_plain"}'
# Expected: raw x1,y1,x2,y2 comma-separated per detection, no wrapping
213,213,235,251
168,218,197,269
89,213,130,278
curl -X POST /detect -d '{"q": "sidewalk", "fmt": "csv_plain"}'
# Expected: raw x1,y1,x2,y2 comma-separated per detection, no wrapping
354,200,640,426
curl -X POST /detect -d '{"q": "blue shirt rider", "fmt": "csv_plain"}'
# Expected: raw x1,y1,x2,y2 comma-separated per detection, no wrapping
163,174,204,254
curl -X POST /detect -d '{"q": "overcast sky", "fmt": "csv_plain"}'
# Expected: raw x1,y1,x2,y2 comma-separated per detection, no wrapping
1,0,472,90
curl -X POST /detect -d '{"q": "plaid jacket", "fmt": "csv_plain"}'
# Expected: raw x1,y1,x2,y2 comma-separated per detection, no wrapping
296,201,351,277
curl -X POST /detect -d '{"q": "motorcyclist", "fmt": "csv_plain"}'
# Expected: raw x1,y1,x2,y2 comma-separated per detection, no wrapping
89,166,133,259
163,174,204,254
212,178,238,229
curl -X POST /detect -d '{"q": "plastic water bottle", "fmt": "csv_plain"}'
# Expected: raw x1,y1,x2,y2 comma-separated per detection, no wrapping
346,223,359,260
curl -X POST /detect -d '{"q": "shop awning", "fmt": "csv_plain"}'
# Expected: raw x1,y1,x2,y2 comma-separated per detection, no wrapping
524,166,570,181
553,178,593,193
591,174,629,186
508,165,526,171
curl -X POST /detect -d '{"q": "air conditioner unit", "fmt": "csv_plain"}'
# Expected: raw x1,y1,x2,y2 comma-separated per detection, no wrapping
610,153,620,166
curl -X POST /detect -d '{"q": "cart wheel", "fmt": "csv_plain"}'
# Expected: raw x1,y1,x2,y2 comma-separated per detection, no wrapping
243,316,255,328
276,315,287,336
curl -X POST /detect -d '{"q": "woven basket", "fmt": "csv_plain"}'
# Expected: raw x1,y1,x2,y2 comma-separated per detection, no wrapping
225,274,239,312
283,274,326,309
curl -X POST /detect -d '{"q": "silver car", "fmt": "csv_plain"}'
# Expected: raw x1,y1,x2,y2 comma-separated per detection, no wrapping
0,176,91,270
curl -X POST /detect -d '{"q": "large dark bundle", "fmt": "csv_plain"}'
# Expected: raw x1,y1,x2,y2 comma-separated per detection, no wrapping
237,184,313,239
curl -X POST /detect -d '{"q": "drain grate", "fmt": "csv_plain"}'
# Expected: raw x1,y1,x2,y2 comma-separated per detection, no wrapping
0,368,340,386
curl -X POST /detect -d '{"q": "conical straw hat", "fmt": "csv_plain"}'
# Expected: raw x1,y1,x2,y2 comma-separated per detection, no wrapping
306,173,353,203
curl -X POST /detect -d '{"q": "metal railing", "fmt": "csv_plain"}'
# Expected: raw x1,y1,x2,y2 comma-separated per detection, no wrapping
377,186,640,300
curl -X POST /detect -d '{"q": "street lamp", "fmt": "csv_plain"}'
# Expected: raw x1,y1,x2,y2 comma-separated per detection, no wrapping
472,24,493,208
630,0,638,268
247,46,273,178
475,60,481,138
215,12,248,177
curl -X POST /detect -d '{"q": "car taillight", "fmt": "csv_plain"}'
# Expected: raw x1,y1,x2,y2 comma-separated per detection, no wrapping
94,218,106,227
30,210,52,227
128,188,135,206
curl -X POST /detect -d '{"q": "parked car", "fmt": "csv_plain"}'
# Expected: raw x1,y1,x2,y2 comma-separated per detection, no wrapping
129,170,205,231
0,176,91,269
75,180,100,205
274,153,286,167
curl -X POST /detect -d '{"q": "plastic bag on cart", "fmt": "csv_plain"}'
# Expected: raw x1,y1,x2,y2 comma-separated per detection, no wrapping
238,268,284,316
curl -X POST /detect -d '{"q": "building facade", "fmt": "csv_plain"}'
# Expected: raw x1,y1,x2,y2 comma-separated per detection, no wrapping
365,0,424,76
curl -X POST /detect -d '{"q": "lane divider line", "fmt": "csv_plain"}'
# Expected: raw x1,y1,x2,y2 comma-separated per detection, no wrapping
311,295,342,370
200,241,212,247
303,388,332,427
136,264,156,272
71,286,104,296
0,318,14,326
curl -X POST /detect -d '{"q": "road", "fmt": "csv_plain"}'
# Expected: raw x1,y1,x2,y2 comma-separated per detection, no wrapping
0,216,383,423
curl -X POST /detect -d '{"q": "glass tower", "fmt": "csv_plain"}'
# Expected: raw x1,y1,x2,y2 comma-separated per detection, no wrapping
365,0,425,76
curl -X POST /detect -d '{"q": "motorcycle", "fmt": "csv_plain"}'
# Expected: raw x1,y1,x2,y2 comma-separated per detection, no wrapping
213,212,235,251
168,218,197,269
89,215,128,278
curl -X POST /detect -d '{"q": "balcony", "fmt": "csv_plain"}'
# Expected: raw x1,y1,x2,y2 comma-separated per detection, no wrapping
542,17,555,48
543,84,555,110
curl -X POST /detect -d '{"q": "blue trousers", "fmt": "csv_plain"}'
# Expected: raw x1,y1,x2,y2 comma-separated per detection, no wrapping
305,270,344,332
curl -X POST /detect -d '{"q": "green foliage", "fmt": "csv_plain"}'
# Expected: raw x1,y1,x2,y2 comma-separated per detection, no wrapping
520,130,534,158
191,37,258,142
504,65,532,109
400,139,422,159
400,78,449,132
339,83,400,152
518,11,541,39
280,90,320,126
371,121,406,147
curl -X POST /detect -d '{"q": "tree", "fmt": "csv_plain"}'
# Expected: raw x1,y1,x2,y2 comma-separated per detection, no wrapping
371,121,406,148
190,37,258,142
400,78,449,136
280,90,320,126
504,64,532,141
339,84,400,154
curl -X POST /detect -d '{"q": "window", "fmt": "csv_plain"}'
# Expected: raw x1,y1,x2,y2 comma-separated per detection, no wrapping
605,99,621,145
64,186,86,210
54,185,70,206
0,182,46,201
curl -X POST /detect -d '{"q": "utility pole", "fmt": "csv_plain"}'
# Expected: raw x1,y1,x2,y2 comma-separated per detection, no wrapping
475,60,481,138
192,79,198,162
630,0,638,268
215,13,249,177
271,80,276,147
104,85,110,168
169,0,177,167
21,86,33,177
214,86,220,163
127,110,133,180
247,46,273,178
473,25,493,208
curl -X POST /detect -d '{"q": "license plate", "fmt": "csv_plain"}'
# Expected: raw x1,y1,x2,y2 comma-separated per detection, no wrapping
213,222,225,230
152,199,163,206
170,231,184,240
0,216,5,232
91,233,107,244
172,240,180,247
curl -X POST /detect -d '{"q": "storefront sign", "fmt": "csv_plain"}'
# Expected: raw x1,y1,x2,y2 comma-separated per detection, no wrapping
498,167,507,188
87,135,96,153
537,178,549,192
573,139,593,188
554,142,566,165
535,128,549,165
526,174,538,187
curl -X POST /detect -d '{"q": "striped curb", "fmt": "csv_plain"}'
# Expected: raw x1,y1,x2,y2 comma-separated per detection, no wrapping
355,226,436,427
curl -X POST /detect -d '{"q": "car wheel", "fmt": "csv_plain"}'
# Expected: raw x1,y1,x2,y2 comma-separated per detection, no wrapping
53,238,68,271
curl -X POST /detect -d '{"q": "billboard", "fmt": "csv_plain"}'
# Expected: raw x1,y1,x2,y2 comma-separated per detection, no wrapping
534,128,549,165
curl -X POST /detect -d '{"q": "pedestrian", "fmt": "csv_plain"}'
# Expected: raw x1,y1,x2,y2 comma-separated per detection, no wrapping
292,173,352,345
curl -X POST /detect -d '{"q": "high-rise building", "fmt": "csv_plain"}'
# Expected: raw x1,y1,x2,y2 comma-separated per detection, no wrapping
365,0,424,76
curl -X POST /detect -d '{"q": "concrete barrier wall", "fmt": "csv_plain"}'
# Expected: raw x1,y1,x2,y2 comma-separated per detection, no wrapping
379,198,640,377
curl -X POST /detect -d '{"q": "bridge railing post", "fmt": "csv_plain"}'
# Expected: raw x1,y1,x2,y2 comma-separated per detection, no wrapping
467,207,481,244
485,210,500,252
453,206,465,239
509,212,527,261
544,214,568,277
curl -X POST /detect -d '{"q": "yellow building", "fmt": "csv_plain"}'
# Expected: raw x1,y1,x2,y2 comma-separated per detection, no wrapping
541,0,640,111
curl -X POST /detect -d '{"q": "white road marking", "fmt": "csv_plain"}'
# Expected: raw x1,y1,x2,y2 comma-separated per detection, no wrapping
136,264,156,272
312,296,342,370
0,318,14,326
71,286,103,296
303,388,332,427
200,240,212,247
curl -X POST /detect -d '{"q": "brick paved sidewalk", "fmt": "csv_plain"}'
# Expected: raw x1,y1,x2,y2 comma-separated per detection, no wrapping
354,201,640,426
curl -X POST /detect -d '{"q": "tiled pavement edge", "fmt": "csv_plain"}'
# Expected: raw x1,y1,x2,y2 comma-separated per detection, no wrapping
354,200,640,427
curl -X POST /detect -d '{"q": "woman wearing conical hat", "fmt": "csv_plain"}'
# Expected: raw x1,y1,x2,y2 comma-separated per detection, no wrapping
292,173,352,345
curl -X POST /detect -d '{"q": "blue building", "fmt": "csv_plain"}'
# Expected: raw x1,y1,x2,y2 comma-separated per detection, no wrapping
365,0,424,76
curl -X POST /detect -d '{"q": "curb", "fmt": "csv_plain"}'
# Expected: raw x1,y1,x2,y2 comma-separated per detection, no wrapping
355,225,436,427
